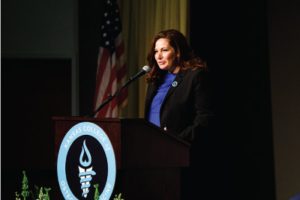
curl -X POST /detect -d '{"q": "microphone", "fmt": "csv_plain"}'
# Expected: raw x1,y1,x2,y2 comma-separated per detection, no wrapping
89,66,151,117
129,65,151,82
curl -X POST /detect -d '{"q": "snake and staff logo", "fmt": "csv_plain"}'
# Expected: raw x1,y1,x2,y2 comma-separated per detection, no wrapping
57,122,116,200
78,140,96,198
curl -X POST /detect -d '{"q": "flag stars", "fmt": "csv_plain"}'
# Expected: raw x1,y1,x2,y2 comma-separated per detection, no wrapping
99,1,122,53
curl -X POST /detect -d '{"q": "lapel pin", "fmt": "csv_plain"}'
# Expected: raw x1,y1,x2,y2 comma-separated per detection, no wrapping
172,81,178,87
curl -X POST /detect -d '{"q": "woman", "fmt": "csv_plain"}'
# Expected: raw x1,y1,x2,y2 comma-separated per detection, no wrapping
144,29,213,143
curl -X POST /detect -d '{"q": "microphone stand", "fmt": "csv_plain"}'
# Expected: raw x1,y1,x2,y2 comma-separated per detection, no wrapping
89,78,133,118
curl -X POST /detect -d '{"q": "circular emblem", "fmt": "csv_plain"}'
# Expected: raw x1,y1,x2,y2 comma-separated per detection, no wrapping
172,81,178,87
57,122,116,200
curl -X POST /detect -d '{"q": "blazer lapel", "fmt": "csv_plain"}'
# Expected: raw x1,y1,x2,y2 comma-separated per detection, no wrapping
163,69,187,102
145,69,187,119
144,83,158,119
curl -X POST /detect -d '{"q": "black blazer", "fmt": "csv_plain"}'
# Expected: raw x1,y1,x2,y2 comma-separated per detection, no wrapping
144,68,213,142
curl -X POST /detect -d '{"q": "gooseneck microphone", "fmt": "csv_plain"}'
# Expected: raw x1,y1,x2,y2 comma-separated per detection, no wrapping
90,66,151,118
130,65,151,82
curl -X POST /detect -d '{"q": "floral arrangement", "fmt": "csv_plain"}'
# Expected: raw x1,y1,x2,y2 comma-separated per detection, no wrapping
15,171,51,200
15,171,124,200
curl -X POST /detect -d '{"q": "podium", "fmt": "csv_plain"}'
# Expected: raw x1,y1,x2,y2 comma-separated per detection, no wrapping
53,117,190,200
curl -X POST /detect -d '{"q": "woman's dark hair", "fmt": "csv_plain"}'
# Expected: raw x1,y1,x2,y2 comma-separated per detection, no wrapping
146,29,207,85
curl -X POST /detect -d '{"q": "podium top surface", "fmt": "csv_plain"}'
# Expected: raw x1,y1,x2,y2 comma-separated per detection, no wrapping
52,116,121,122
52,116,190,147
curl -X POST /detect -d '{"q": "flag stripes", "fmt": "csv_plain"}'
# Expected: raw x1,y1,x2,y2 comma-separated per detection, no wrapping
93,1,128,118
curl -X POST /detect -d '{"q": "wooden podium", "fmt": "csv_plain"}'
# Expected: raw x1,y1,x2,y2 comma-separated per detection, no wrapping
53,117,190,200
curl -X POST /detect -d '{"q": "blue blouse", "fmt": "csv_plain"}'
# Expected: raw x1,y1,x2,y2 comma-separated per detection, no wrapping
148,73,177,127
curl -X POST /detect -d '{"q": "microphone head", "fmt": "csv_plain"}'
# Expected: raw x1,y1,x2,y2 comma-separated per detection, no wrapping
142,65,151,74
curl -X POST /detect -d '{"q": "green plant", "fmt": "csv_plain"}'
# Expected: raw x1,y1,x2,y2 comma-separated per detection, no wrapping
34,185,39,199
15,192,21,200
44,188,51,200
113,193,124,200
94,184,100,200
38,187,44,200
92,184,124,200
21,171,29,200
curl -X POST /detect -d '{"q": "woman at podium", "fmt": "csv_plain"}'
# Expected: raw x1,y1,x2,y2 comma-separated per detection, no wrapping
144,29,213,144
144,28,215,199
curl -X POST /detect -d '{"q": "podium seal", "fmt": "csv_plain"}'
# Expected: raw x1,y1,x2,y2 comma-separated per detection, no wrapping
57,122,116,200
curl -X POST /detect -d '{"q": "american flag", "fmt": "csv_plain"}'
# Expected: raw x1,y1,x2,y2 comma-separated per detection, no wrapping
93,0,127,118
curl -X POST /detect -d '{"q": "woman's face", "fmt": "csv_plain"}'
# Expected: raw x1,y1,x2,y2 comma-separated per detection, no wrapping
154,38,179,73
